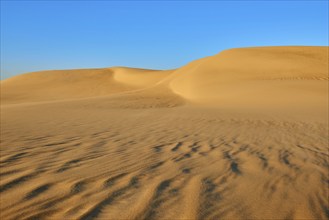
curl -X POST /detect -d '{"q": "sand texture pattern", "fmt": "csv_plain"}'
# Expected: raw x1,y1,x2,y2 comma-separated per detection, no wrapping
1,46,328,220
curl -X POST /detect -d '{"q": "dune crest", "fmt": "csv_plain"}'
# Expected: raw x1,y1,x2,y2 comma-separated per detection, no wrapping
1,67,174,105
169,46,328,112
112,67,174,87
2,46,328,114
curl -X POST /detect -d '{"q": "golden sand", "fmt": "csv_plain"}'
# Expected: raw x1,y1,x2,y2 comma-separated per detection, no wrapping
1,46,328,219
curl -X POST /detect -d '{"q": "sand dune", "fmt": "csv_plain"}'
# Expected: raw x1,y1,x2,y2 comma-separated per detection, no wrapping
112,67,174,87
170,46,328,114
1,46,328,220
0,67,172,104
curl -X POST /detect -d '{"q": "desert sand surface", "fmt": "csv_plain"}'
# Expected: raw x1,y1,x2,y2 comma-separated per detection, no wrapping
0,46,328,220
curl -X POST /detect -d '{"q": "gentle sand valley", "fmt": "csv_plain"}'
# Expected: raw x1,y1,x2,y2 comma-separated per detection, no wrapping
0,46,328,220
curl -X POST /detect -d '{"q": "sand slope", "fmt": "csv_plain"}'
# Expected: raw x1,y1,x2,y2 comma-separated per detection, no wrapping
1,46,328,220
1,67,173,104
170,46,328,114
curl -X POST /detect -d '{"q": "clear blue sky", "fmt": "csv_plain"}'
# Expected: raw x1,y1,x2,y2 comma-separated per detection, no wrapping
1,1,328,79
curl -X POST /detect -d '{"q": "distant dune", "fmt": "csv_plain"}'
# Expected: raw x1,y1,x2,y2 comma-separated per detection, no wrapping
2,46,328,115
1,67,173,104
1,46,328,220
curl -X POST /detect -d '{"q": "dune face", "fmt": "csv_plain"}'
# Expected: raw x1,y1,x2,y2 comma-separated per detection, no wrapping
170,46,328,113
1,46,328,220
0,67,173,105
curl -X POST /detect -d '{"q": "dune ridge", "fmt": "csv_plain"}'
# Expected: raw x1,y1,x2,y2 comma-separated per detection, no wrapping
2,46,327,114
0,67,174,105
169,46,328,110
1,46,328,220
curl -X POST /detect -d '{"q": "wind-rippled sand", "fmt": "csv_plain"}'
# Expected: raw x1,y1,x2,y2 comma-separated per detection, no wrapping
1,46,328,219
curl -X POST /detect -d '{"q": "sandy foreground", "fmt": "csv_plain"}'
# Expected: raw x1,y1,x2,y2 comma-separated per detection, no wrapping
0,46,328,220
